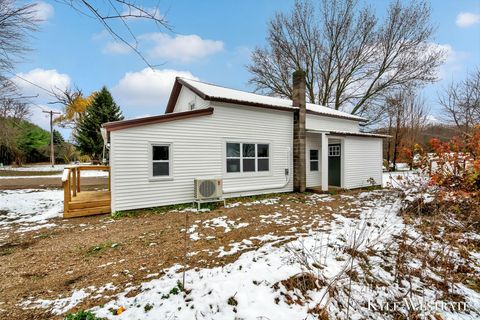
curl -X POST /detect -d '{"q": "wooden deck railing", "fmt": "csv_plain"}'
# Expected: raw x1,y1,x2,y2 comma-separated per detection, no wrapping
62,165,111,217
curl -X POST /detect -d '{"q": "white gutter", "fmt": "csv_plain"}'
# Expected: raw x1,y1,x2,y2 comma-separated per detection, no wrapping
223,148,292,194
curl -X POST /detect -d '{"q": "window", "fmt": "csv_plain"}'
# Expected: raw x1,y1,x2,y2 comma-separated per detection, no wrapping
152,144,170,177
310,149,319,171
329,145,341,157
226,142,270,173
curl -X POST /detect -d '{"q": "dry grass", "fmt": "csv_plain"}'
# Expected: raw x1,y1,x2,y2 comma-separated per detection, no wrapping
0,191,366,319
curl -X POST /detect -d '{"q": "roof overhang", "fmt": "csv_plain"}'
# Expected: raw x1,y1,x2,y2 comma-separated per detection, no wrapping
102,107,214,132
165,77,368,123
307,129,390,139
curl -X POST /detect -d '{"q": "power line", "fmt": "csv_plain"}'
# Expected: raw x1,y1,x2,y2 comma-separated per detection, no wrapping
5,70,59,99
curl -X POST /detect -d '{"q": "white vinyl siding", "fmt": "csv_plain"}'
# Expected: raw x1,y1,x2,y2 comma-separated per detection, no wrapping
306,114,359,132
174,86,210,112
110,103,293,212
343,137,383,188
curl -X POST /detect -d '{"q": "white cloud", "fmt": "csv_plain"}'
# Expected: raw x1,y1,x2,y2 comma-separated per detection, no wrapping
29,105,63,131
456,12,480,27
140,33,224,63
13,68,71,102
103,41,131,54
111,68,198,112
426,43,467,80
32,2,54,22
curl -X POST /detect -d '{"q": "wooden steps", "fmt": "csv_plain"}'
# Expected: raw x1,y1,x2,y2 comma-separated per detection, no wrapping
62,166,111,218
64,190,111,218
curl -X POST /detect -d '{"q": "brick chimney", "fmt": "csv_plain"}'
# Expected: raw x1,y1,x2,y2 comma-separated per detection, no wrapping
292,70,306,192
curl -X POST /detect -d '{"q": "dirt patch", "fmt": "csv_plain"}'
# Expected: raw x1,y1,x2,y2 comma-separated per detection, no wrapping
0,190,373,319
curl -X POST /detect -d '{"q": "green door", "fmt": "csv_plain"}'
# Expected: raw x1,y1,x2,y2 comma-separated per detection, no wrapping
328,144,341,187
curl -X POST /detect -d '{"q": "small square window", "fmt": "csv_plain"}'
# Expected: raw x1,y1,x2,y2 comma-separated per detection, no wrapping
153,146,169,160
258,159,269,171
227,159,241,172
243,159,256,172
257,144,269,157
227,143,240,157
153,162,169,176
243,144,255,157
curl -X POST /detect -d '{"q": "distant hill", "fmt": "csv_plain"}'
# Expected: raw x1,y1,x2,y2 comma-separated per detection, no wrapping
0,118,50,165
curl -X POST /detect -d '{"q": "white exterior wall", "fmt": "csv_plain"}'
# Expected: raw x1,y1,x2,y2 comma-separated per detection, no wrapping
343,136,383,188
110,104,293,212
306,133,322,187
306,114,359,132
174,86,210,112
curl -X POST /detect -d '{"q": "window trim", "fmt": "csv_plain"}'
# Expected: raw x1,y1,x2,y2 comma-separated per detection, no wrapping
310,149,319,172
149,142,173,181
224,141,272,177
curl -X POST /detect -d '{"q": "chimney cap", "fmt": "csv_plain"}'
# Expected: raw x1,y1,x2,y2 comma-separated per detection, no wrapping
293,69,306,79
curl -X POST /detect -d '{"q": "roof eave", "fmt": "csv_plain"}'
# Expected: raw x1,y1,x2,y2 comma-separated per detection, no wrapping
169,78,369,123
103,107,214,132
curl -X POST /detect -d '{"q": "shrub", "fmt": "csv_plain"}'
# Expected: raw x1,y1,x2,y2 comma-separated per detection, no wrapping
78,154,91,163
64,310,105,320
417,125,480,192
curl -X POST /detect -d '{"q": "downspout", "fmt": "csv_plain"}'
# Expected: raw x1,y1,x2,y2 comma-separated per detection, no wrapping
223,147,292,194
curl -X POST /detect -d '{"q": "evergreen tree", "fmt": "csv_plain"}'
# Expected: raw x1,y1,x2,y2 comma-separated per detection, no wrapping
53,129,64,145
74,87,123,160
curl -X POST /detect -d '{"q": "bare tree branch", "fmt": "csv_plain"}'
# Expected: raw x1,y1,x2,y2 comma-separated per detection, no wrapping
55,0,171,68
248,0,445,124
439,69,480,135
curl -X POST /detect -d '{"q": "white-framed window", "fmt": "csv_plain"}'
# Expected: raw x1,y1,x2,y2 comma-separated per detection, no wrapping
226,142,270,173
329,145,341,157
151,144,171,178
310,149,319,171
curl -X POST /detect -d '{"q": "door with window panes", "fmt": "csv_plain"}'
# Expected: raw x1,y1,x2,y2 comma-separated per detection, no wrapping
328,144,341,187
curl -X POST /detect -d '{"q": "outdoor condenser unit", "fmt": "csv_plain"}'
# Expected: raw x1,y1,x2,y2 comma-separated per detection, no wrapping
194,178,223,200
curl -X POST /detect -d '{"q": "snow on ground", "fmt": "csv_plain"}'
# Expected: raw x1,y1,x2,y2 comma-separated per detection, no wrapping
0,164,67,172
0,164,108,178
0,189,63,234
0,171,108,179
18,190,480,319
382,170,429,188
21,190,478,319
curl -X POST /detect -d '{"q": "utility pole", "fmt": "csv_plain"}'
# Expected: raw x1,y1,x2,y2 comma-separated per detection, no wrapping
43,110,61,167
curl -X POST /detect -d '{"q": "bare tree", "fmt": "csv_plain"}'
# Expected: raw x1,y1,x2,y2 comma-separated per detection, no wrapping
439,69,480,135
385,89,429,170
0,0,38,103
56,0,170,67
248,0,445,123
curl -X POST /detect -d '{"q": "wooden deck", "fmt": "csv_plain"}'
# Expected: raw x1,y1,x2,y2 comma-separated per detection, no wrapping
63,166,111,218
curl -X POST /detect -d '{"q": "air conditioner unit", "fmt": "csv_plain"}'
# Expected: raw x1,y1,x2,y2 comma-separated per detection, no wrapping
194,178,223,200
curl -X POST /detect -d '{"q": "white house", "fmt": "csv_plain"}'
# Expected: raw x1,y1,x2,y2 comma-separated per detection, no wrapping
103,72,387,212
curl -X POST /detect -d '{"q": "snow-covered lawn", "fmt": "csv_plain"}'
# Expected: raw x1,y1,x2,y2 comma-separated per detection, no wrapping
0,164,108,178
0,164,67,172
19,190,479,320
382,170,429,188
0,189,63,234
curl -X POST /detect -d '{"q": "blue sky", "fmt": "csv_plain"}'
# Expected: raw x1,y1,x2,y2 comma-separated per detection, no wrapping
13,0,480,138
